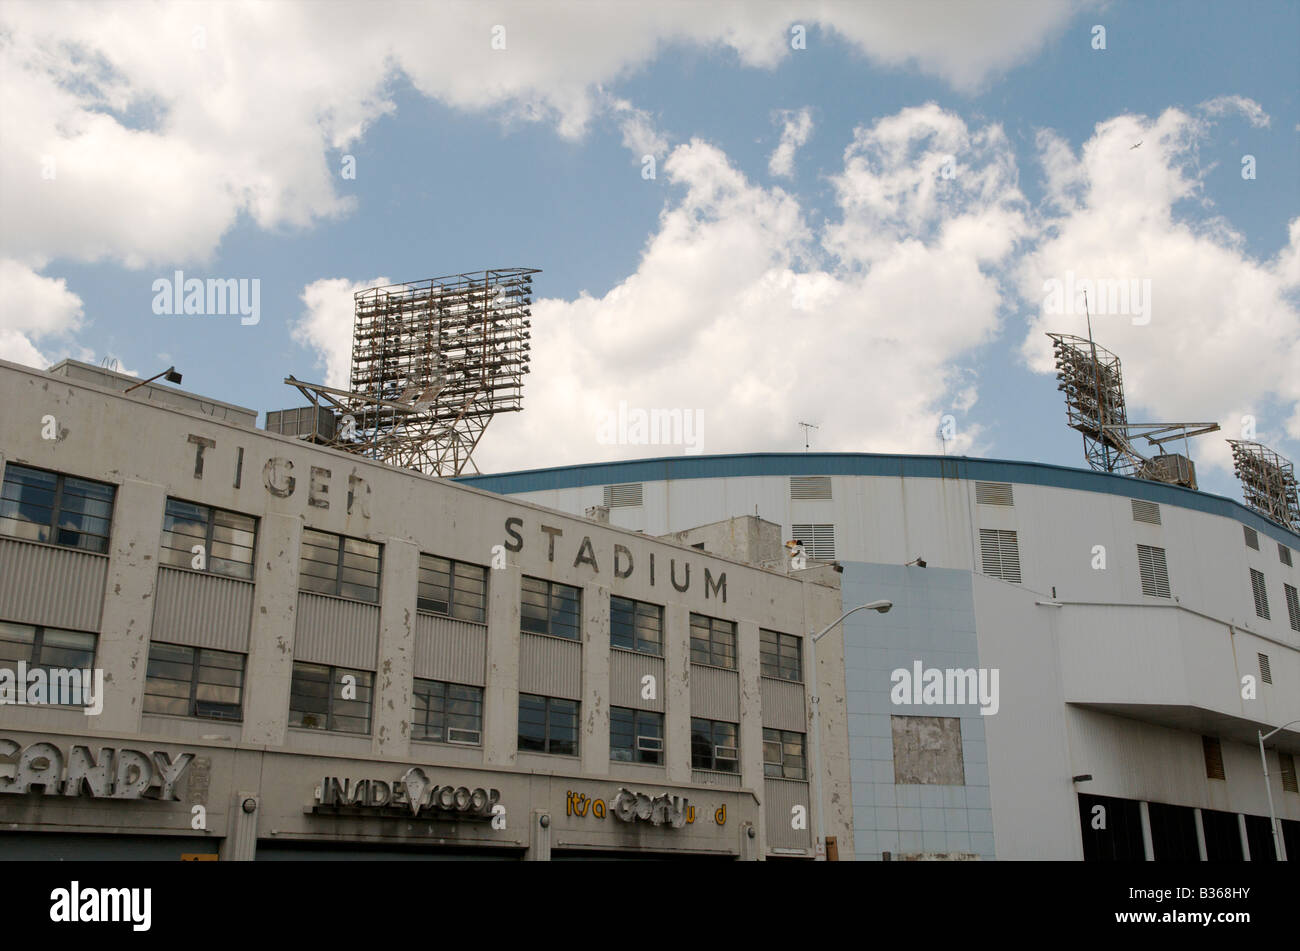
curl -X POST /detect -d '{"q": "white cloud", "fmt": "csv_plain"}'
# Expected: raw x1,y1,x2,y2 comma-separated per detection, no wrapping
610,98,668,159
769,108,814,178
0,0,1078,272
1200,95,1271,127
0,259,85,368
1018,101,1300,470
296,106,1029,469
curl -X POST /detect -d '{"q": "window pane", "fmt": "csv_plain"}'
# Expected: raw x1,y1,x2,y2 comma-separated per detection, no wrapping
518,693,547,751
548,698,578,755
610,597,635,650
520,577,549,634
610,706,635,761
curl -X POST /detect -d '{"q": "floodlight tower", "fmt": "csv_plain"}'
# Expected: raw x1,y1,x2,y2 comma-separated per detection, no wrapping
1047,323,1218,489
279,267,539,477
1228,440,1299,530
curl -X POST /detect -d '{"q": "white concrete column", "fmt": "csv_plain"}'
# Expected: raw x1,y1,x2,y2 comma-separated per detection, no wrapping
241,513,301,746
96,478,166,734
737,618,764,846
483,564,521,766
1194,807,1208,860
219,792,260,861
1139,801,1155,861
373,537,417,759
580,580,610,775
1238,813,1251,860
664,604,692,784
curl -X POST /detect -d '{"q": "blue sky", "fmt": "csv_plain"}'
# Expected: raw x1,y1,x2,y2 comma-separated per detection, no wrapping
2,0,1298,504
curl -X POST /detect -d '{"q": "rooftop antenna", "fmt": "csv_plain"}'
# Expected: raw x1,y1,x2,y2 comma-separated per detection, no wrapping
1047,293,1218,489
798,421,819,452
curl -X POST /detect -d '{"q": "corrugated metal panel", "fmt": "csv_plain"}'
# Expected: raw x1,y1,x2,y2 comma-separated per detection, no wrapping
414,613,486,685
518,632,582,700
294,592,380,670
690,663,739,720
764,778,812,852
610,648,665,711
0,537,107,631
152,567,253,652
760,677,807,731
692,769,742,788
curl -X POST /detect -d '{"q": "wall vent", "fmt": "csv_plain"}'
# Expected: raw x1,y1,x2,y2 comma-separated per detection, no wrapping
1202,736,1225,780
1258,652,1272,685
789,476,832,500
979,529,1022,583
791,524,836,561
603,483,643,508
1244,526,1260,550
975,481,1014,506
1285,583,1300,633
1281,754,1299,794
1250,568,1270,620
1131,500,1162,525
1137,545,1171,598
1280,543,1293,567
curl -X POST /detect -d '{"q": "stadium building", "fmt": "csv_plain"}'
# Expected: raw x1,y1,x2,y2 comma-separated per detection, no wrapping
458,451,1300,861
0,359,851,860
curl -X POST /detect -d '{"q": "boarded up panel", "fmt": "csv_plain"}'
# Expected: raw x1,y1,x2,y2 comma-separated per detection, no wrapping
892,715,965,785
294,591,380,670
518,632,582,700
414,613,486,685
690,663,739,721
0,537,107,631
765,778,812,852
610,648,665,711
760,677,807,732
152,566,253,652
692,769,742,788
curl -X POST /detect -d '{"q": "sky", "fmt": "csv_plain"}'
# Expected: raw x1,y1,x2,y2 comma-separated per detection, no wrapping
1,0,1297,503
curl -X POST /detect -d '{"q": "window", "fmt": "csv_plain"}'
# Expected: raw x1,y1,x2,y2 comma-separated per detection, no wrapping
299,529,381,602
791,523,836,561
0,463,114,554
1244,525,1260,550
763,728,807,779
690,613,736,669
289,662,373,734
1250,568,1270,620
691,717,739,772
418,555,487,622
1137,544,1171,598
610,707,664,765
160,499,256,580
1280,543,1293,567
520,576,581,640
610,596,663,655
0,621,96,705
142,642,244,720
517,693,578,755
892,715,965,785
760,629,803,681
979,529,1021,583
412,679,483,745
1203,735,1225,780
1285,583,1300,633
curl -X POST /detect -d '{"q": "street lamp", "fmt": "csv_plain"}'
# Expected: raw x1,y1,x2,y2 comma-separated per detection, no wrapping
1258,719,1300,861
810,599,892,859
124,366,182,393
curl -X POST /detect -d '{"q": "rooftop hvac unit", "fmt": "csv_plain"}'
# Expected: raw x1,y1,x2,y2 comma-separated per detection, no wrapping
265,404,336,442
1138,453,1196,490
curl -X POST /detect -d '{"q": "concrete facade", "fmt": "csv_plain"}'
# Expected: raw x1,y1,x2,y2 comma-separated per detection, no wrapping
458,453,1300,861
0,360,848,860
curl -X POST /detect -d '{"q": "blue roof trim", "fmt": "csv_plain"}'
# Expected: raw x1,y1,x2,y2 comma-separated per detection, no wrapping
457,452,1300,548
